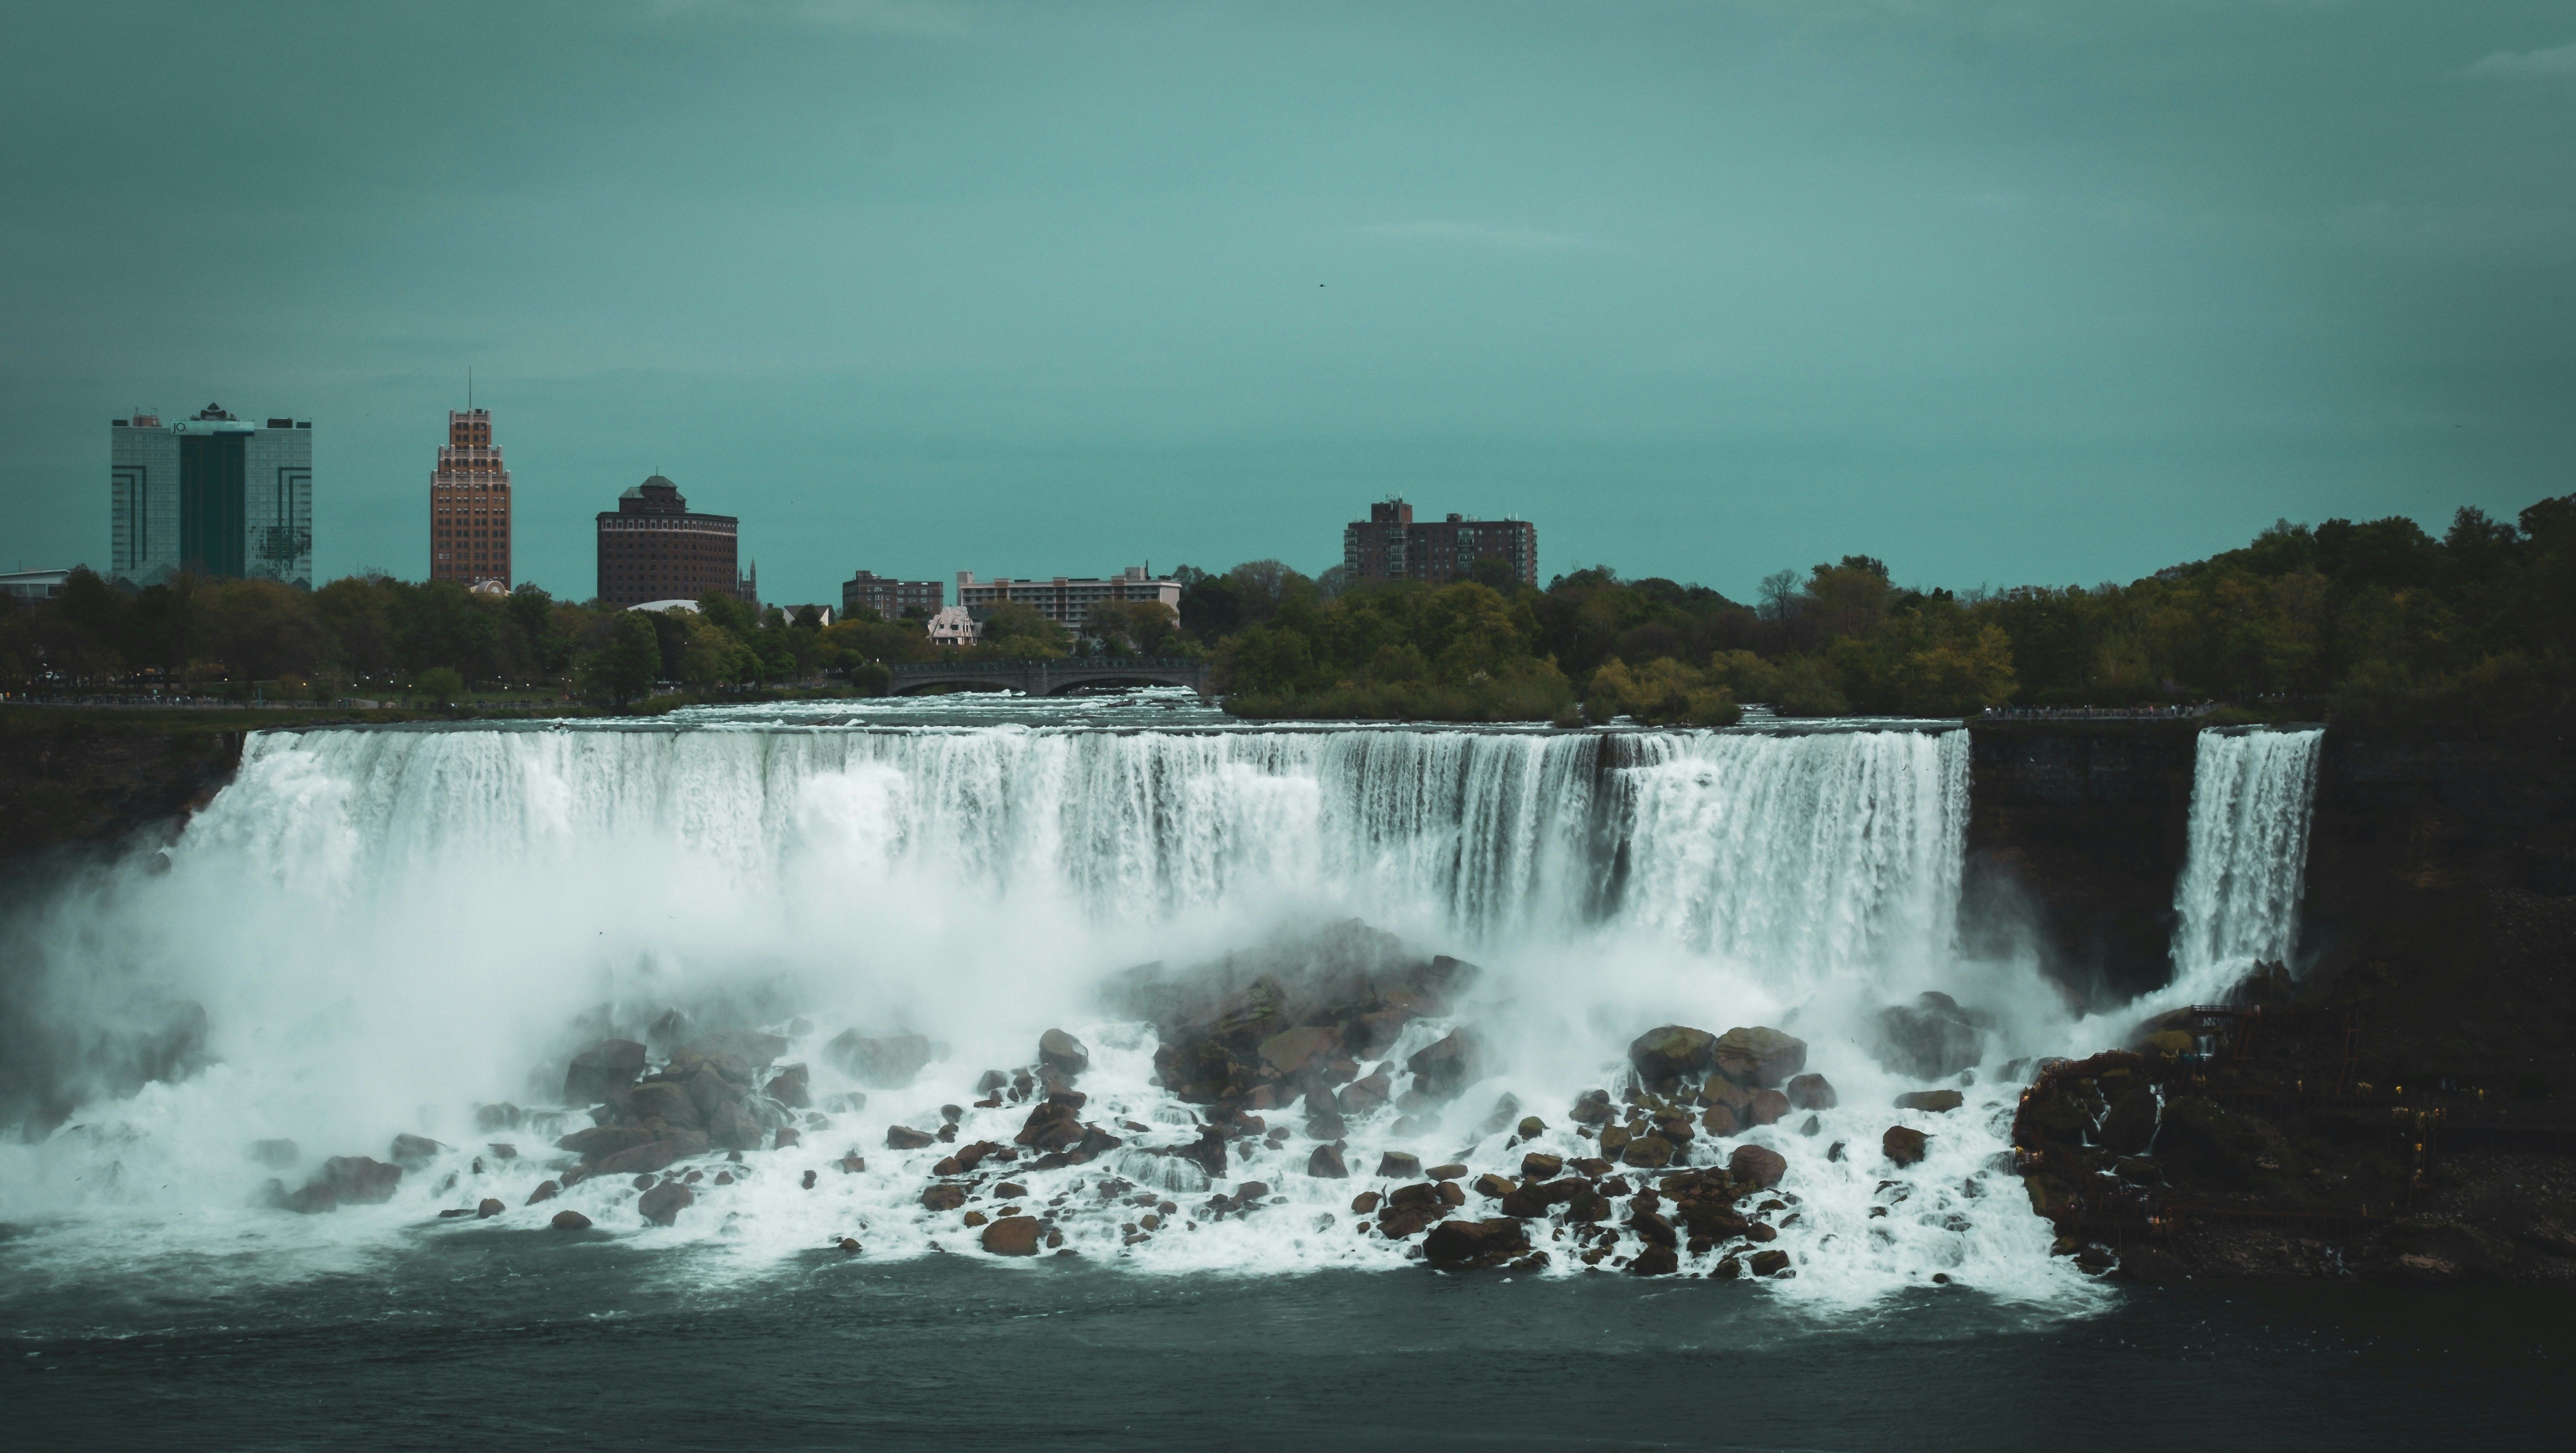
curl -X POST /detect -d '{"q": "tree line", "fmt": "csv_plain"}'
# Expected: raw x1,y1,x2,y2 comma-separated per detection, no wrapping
4,490,2566,724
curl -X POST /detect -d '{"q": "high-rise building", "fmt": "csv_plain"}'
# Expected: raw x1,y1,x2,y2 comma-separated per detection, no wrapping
109,404,312,589
842,571,943,621
1342,499,1536,589
954,566,1180,626
595,475,754,609
430,409,512,587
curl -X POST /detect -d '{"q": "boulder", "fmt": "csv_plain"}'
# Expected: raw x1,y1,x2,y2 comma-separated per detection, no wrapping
1405,1031,1476,1101
1727,1144,1786,1190
1598,1125,1634,1157
1520,1152,1564,1179
1422,1217,1532,1269
526,1180,560,1205
885,1125,937,1150
1516,1116,1546,1139
705,1100,764,1152
921,1185,968,1212
982,1215,1043,1256
2097,1083,2157,1154
1627,1025,1718,1085
1749,1249,1791,1277
1377,1151,1423,1179
1568,1089,1615,1125
284,1183,338,1215
627,1080,703,1130
1784,1073,1837,1111
1307,1145,1350,1179
825,1031,934,1088
637,1182,694,1226
389,1134,445,1170
1893,1090,1964,1113
1628,1244,1679,1277
1258,1025,1340,1080
1628,1209,1678,1247
1745,1089,1790,1127
476,1198,505,1219
550,1209,593,1231
1014,1101,1083,1152
765,1064,811,1109
667,1032,788,1085
248,1138,301,1170
1711,1027,1806,1088
1699,1104,1740,1136
1339,1070,1393,1114
594,1130,709,1176
473,1103,523,1133
563,1038,647,1103
322,1156,403,1204
1471,1173,1516,1198
1883,1126,1929,1167
1038,1029,1090,1077
1873,993,1984,1079
1619,1135,1675,1169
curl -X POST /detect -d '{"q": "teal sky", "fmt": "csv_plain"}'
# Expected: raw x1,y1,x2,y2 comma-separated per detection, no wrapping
4,2,2571,606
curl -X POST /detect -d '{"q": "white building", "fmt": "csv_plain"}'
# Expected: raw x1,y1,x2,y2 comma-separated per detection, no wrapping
954,566,1180,626
925,605,980,646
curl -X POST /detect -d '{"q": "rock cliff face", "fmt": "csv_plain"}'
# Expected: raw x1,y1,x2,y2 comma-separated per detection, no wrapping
0,714,247,867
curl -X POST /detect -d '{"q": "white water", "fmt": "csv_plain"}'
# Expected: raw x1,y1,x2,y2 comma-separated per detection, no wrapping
0,713,2099,1312
2167,727,2324,1002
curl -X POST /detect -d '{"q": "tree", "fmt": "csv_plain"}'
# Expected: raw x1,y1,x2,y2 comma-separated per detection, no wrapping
580,613,661,706
414,666,466,708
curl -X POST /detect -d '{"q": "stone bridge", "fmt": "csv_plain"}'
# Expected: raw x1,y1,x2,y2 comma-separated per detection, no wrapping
887,657,1211,697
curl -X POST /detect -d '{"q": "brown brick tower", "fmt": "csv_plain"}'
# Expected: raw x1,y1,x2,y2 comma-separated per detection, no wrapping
430,409,512,587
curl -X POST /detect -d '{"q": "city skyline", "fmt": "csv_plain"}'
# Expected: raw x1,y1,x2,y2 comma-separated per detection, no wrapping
7,3,2573,607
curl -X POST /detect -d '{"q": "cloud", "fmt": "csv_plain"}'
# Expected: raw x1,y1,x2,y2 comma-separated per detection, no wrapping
1358,221,1597,251
2463,41,2576,78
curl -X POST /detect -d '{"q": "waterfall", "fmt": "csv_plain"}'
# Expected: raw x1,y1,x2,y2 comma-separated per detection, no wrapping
2168,726,2324,998
0,718,2090,1308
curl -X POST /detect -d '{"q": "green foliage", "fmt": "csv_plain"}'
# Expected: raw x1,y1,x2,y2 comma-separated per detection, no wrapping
412,666,466,707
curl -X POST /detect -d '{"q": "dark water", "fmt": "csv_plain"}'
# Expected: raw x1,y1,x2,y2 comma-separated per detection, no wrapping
3,1236,2564,1450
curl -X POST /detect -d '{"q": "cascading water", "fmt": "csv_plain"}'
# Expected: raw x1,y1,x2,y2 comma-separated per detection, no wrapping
2167,727,2325,1002
0,710,2092,1310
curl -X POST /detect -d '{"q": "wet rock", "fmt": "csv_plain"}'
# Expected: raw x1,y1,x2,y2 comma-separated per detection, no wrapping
667,1032,787,1085
983,1215,1043,1256
1568,1089,1614,1125
1516,1116,1546,1139
526,1180,560,1205
1422,1217,1532,1269
1259,1025,1340,1080
1628,1244,1679,1276
1352,1191,1384,1213
1568,1157,1612,1177
773,1126,801,1151
825,1031,934,1088
284,1183,338,1215
839,1236,862,1253
323,1156,403,1204
1883,1126,1929,1167
1598,1125,1634,1157
594,1130,710,1176
1427,1163,1468,1181
705,1101,763,1152
1405,1031,1476,1101
1628,1025,1719,1085
765,1064,811,1109
1699,1104,1740,1136
638,1182,695,1226
1296,1144,1344,1179
1797,1115,1821,1136
248,1138,300,1170
2097,1083,2157,1155
563,1038,647,1103
550,1210,593,1231
1619,1135,1676,1169
1014,1101,1084,1152
1520,1152,1564,1179
885,1125,937,1150
473,1103,523,1134
1873,993,1984,1080
626,1080,703,1130
1376,1150,1422,1179
389,1134,445,1170
1472,1173,1516,1198
1745,1089,1790,1127
1784,1073,1837,1111
1893,1089,1964,1113
1748,1249,1791,1277
1629,1209,1678,1248
922,1185,969,1212
1727,1145,1786,1190
822,1091,870,1114
1711,1027,1806,1088
1339,1070,1393,1115
2115,1246,2190,1282
1038,1029,1090,1077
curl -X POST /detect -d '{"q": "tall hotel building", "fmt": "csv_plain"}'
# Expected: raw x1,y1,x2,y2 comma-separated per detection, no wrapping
430,409,512,587
109,404,312,589
596,475,755,608
1343,498,1537,588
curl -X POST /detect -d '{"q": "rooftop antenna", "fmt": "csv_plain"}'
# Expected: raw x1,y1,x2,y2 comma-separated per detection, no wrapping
467,366,473,412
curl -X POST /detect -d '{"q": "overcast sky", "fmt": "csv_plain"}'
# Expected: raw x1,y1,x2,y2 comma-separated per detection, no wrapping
3,1,2570,605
